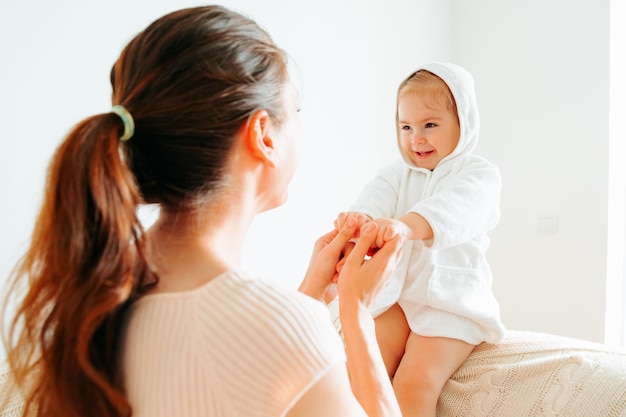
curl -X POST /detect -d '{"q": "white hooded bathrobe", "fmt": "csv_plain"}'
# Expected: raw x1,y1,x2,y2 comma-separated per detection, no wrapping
349,62,506,345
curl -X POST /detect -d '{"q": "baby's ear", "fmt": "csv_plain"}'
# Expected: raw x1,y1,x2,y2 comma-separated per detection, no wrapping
244,110,276,167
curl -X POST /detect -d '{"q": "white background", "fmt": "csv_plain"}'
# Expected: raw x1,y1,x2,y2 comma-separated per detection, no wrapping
0,0,622,351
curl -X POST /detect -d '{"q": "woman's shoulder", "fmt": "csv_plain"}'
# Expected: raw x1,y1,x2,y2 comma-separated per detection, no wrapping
206,271,346,414
206,268,333,326
195,268,346,374
131,268,342,353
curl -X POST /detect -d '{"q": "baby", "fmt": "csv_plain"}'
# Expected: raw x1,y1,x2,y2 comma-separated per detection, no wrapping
335,62,505,416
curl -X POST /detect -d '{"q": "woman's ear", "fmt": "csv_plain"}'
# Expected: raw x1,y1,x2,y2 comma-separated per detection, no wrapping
244,110,276,168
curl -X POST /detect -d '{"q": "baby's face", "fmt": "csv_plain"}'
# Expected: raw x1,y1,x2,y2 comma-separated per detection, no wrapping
397,88,460,170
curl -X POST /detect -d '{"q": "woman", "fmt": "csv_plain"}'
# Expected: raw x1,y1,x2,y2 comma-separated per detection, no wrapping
2,5,402,417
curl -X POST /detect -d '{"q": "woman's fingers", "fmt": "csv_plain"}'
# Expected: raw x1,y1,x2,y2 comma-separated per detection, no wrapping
334,212,349,231
300,216,360,299
337,222,404,307
345,222,378,266
326,216,358,256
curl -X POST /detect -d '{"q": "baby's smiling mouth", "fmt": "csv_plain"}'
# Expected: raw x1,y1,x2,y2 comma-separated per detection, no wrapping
415,150,434,158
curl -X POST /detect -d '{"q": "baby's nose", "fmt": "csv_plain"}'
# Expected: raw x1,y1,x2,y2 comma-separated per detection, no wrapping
410,134,426,145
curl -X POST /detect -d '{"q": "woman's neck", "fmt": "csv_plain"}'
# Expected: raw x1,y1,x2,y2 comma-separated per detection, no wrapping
145,200,254,294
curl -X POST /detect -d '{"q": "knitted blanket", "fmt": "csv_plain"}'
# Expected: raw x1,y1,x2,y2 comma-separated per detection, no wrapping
0,363,23,417
438,330,626,416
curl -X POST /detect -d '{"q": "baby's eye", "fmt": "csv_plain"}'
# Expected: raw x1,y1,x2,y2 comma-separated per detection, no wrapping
425,122,437,128
400,124,411,131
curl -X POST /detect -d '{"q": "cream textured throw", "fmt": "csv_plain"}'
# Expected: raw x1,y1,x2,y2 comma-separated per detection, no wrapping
0,362,23,417
438,330,626,416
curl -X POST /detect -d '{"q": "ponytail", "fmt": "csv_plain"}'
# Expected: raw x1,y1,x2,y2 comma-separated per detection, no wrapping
2,113,152,417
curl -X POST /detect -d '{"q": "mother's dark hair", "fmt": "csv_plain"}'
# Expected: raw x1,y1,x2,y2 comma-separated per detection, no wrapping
116,6,289,208
1,5,289,417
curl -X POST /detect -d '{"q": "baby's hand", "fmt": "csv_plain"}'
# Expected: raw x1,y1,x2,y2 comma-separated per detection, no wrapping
371,218,411,251
334,211,371,234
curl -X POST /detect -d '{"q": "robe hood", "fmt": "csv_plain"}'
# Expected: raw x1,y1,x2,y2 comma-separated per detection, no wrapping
398,62,479,170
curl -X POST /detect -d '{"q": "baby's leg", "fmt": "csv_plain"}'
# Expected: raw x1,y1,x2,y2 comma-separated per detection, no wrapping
393,333,474,417
374,303,411,378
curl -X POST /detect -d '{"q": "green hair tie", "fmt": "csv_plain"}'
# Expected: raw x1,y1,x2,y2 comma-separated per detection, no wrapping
111,105,135,141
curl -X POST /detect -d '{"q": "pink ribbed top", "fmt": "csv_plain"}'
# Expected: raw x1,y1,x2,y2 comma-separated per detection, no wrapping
121,269,345,417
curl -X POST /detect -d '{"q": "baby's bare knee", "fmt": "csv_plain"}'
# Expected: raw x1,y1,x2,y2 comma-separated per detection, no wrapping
393,366,447,410
393,379,438,417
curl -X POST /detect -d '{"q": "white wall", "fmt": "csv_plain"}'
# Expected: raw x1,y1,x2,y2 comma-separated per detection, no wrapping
607,0,626,346
0,0,450,328
237,0,453,290
0,0,614,350
450,0,610,342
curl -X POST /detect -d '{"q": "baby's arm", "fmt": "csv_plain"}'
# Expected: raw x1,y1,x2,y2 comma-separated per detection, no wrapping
335,211,432,255
372,212,433,249
398,212,433,241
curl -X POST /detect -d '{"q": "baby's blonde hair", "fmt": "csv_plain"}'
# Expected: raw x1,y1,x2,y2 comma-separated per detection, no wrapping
397,69,458,122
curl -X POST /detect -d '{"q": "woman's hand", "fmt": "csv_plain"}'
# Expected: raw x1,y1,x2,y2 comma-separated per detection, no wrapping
298,216,359,303
368,217,412,253
337,221,403,310
299,220,404,417
336,221,404,417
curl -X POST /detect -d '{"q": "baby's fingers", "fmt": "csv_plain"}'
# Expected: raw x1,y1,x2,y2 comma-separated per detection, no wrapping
372,234,403,266
383,225,399,242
